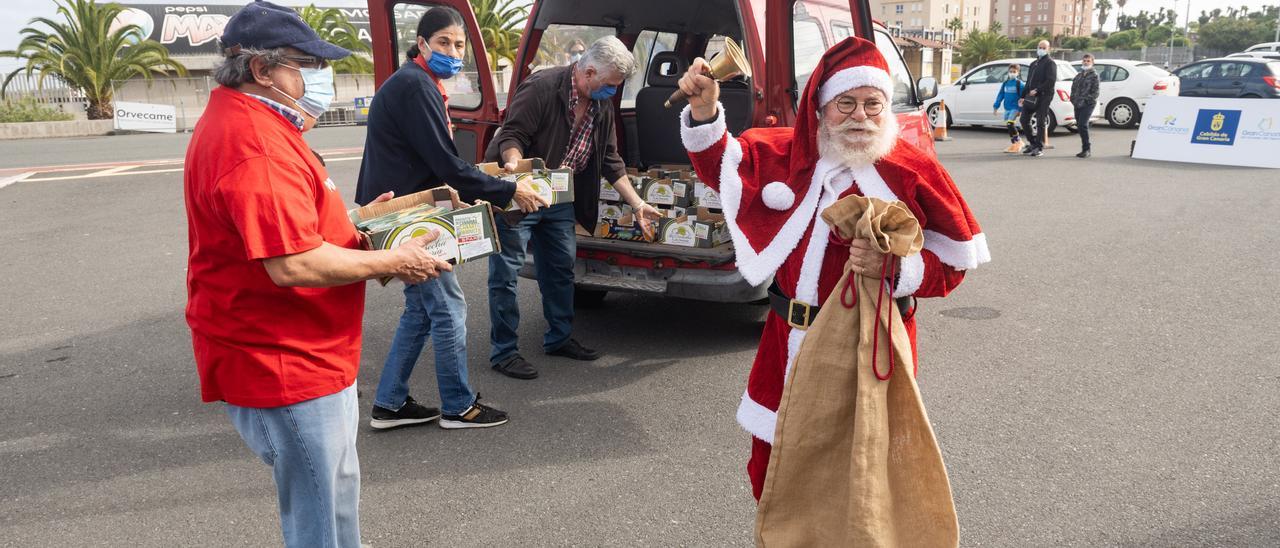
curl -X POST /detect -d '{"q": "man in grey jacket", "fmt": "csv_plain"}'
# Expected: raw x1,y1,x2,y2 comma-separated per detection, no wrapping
1071,53,1101,158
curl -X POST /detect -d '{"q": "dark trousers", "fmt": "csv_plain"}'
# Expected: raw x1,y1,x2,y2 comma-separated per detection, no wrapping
1074,102,1095,151
1020,99,1052,149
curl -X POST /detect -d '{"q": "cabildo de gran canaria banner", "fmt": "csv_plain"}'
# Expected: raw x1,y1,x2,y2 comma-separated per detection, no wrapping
1134,96,1280,169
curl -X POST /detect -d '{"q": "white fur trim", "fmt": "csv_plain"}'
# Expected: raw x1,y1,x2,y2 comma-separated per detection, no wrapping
848,164,899,204
719,139,827,287
679,101,727,153
736,390,778,444
923,230,990,270
818,66,895,107
761,181,796,211
893,252,925,298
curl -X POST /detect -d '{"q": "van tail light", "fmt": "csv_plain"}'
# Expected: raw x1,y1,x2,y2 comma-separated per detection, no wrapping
1153,81,1169,91
1057,89,1071,102
1264,76,1280,89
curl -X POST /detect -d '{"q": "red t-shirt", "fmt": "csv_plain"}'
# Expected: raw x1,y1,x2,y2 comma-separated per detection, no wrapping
184,86,365,408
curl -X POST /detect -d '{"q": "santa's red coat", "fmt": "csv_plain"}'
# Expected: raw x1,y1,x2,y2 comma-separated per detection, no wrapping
680,103,990,500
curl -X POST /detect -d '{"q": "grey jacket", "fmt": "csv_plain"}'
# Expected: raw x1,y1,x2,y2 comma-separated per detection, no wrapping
1071,68,1100,107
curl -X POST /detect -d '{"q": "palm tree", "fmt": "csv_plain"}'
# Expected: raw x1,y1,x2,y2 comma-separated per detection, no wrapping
298,5,373,74
946,17,965,42
0,0,185,119
470,0,527,65
959,30,1013,67
1096,0,1113,34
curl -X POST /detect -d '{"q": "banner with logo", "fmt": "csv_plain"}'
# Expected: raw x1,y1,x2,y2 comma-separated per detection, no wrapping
1134,96,1280,169
111,4,374,56
114,102,178,133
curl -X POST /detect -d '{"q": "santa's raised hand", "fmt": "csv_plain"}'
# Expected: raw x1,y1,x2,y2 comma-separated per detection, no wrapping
678,58,720,122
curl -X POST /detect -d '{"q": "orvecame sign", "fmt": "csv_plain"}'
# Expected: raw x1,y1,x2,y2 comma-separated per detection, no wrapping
114,102,178,133
1133,96,1280,169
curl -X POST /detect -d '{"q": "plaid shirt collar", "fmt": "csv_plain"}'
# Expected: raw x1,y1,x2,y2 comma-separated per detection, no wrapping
562,65,598,173
245,92,306,131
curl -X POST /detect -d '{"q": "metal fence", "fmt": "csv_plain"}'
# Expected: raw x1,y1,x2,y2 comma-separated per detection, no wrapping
1,73,89,119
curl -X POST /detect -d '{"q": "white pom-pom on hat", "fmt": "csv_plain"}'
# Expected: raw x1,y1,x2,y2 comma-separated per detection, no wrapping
762,181,796,211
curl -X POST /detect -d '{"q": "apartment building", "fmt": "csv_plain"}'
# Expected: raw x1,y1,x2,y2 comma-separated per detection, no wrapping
1000,0,1095,38
872,0,991,42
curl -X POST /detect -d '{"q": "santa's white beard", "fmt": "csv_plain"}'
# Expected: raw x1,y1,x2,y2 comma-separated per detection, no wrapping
816,112,899,169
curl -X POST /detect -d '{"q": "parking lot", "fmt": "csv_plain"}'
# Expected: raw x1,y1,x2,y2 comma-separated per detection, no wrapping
1,123,1278,547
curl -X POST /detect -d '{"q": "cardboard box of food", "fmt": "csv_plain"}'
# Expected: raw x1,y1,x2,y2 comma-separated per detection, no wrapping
598,177,622,202
350,187,502,284
597,201,632,224
594,213,660,242
641,178,676,206
694,180,723,210
478,158,574,215
657,208,731,248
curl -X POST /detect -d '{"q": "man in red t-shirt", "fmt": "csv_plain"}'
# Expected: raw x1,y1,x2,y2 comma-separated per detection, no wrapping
184,3,450,546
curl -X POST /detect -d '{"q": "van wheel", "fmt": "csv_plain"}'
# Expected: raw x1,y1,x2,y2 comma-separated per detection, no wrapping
1106,98,1139,128
574,288,608,308
926,103,951,128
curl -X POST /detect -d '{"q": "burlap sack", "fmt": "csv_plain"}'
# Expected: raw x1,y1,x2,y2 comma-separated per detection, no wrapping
755,195,959,548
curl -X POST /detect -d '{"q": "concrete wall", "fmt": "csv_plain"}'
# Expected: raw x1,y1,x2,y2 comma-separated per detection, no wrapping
0,120,114,140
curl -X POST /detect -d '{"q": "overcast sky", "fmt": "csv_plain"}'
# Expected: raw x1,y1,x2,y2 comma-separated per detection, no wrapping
1,0,1274,70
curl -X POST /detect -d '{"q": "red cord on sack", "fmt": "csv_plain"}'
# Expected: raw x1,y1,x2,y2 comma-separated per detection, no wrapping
870,253,896,381
835,229,899,381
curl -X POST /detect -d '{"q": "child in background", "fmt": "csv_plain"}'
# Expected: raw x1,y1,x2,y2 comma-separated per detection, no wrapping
994,64,1024,153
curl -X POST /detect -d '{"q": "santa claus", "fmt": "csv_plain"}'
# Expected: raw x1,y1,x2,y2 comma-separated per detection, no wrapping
677,37,990,499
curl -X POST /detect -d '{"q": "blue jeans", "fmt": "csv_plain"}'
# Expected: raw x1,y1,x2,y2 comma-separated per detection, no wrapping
1075,101,1095,151
488,202,577,364
226,383,360,548
375,270,475,415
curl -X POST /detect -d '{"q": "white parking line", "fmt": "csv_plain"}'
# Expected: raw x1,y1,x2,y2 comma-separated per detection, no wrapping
11,156,362,184
0,171,35,190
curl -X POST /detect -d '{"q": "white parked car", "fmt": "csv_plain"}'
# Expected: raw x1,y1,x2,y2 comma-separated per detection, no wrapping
924,58,1097,134
1226,51,1280,61
1068,59,1181,128
1244,42,1280,54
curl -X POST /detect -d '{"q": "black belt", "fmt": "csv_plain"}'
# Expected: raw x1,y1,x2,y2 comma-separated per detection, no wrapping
768,282,915,331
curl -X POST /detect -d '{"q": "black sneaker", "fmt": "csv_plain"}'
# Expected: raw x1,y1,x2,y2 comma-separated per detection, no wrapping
1076,150,1091,158
546,338,601,361
1030,148,1044,157
440,394,508,429
1021,144,1034,154
492,354,538,379
370,396,441,430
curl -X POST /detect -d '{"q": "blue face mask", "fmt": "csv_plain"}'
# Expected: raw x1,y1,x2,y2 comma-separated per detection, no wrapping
427,50,464,79
590,84,617,101
1036,48,1048,57
275,64,334,119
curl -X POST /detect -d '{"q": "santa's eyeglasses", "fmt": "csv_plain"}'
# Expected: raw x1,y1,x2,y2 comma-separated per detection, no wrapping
832,97,884,117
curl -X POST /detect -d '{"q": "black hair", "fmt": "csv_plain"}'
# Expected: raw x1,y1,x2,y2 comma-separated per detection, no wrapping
405,7,465,61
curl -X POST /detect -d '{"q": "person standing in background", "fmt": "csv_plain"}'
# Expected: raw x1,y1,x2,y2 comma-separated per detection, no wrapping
1020,40,1056,157
483,36,658,380
1071,54,1100,159
355,7,548,431
994,63,1024,154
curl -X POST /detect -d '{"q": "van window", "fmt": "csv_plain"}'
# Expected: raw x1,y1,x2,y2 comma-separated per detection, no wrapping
832,21,854,41
792,10,827,98
533,24,616,72
621,30,679,109
873,30,915,109
392,4,483,109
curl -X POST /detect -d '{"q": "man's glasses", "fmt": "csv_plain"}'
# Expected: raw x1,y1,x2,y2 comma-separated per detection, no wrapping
832,97,885,116
283,55,327,69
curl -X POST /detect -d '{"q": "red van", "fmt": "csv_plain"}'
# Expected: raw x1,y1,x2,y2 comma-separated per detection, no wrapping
366,0,938,304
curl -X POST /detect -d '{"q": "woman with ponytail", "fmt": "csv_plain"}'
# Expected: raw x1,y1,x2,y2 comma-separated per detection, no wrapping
355,8,546,432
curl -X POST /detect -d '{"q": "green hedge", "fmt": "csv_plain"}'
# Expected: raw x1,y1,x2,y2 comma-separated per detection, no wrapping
0,97,75,123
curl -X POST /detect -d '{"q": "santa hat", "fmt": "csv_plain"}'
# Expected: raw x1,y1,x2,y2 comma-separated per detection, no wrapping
788,37,896,186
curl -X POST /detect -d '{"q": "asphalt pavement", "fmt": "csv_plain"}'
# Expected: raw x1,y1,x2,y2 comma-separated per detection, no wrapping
1,124,1278,547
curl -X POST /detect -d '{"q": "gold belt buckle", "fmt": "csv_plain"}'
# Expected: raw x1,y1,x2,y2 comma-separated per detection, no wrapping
787,299,812,330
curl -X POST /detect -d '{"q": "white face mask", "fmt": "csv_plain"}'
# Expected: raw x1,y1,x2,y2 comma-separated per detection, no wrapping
1082,63,1094,71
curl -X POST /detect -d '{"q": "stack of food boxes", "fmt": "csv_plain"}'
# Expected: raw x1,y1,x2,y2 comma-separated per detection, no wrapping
349,187,502,285
594,166,730,248
478,158,575,224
